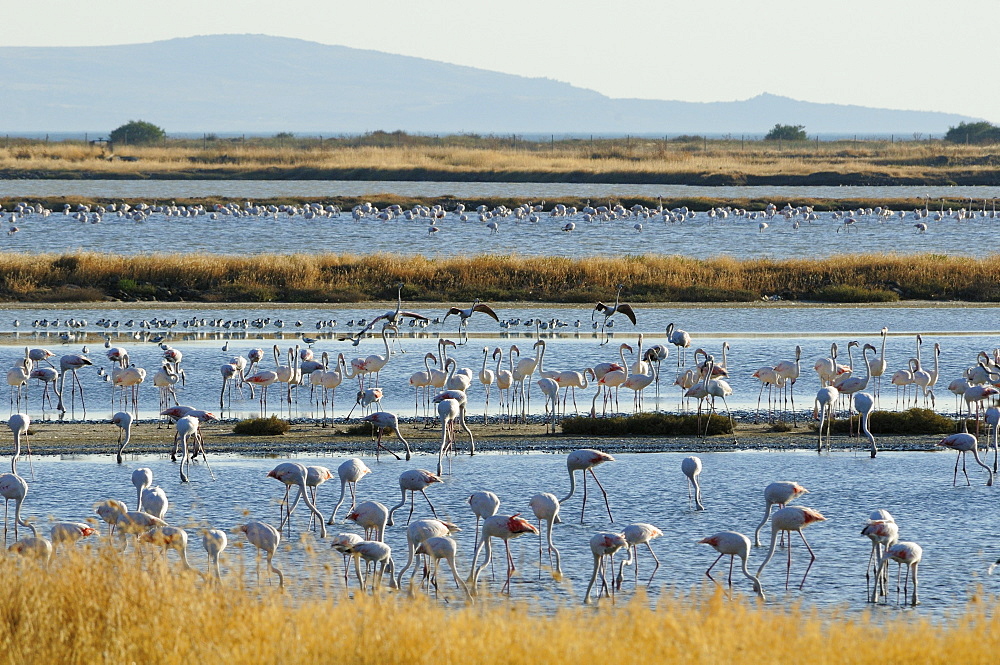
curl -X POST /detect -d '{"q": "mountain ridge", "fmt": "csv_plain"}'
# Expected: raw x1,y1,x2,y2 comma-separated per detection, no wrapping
0,34,978,134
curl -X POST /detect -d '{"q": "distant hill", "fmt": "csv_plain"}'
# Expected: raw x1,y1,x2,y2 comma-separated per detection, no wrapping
0,35,979,134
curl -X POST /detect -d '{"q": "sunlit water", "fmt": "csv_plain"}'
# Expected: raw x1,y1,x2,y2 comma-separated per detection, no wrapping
19,449,997,615
3,303,997,420
2,196,1000,258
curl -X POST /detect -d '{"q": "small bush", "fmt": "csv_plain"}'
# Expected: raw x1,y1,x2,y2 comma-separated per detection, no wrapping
233,415,289,436
811,408,963,435
769,420,792,433
561,413,732,436
812,285,900,303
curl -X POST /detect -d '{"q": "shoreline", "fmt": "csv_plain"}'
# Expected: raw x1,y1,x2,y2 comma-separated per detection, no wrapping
20,419,949,458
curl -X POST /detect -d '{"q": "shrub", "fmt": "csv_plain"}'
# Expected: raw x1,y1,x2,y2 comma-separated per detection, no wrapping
811,408,963,435
109,120,165,146
944,121,1000,145
764,124,807,141
811,285,900,303
561,413,733,436
233,416,289,436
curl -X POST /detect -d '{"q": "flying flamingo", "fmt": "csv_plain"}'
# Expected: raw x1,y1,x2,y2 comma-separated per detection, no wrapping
874,541,922,606
468,513,539,595
755,506,827,590
235,521,284,588
753,481,809,547
529,492,562,576
615,522,663,589
682,456,705,511
593,284,637,345
203,528,228,580
387,469,443,526
8,413,30,476
561,448,615,523
938,432,994,486
584,531,628,604
359,411,412,461
267,462,328,538
443,299,500,345
698,531,765,598
327,458,371,524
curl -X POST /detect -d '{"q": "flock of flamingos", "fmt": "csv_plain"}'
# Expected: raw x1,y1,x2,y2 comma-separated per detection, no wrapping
3,288,1000,607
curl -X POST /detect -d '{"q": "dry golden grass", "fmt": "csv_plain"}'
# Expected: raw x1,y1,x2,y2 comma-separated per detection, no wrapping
1,546,998,664
2,138,999,182
2,251,999,303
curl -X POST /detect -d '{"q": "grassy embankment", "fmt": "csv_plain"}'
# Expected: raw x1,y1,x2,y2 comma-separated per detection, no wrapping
2,252,1000,304
3,133,1000,184
1,548,998,664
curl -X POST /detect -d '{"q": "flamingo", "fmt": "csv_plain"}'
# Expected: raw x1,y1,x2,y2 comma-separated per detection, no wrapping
140,485,168,520
443,299,499,345
347,387,383,418
479,347,495,424
698,531,765,598
345,501,389,541
623,358,655,414
9,533,52,565
0,472,30,544
868,327,889,404
528,492,562,576
855,392,878,458
344,540,397,591
834,344,874,435
174,415,201,482
591,343,630,416
94,499,129,537
494,348,513,427
561,448,615,523
396,517,460,591
666,322,692,367
139,526,193,570
584,531,628,604
814,386,840,453
327,458,371,524
986,406,1000,472
938,432,994,486
30,366,60,419
468,513,539,595
305,466,334,530
6,359,28,414
203,528,228,580
56,353,92,418
112,411,133,464
772,346,801,424
234,521,284,588
753,481,809,547
8,413,30,476
359,411,412,461
266,462,328,538
408,352,435,420
755,506,827,590
49,522,98,546
244,367,278,417
387,469,443,526
330,532,365,585
152,362,183,417
682,456,705,511
361,325,395,387
414,536,472,600
874,542,922,606
862,517,899,602
538,377,560,435
615,522,663,589
593,284,637,345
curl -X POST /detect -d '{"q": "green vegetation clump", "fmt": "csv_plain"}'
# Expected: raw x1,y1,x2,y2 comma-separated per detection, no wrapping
764,124,807,141
945,121,1000,145
109,120,165,146
561,413,733,436
233,415,290,436
813,408,961,435
810,285,900,303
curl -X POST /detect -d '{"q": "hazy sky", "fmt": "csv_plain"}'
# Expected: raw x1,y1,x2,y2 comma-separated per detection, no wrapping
8,0,997,121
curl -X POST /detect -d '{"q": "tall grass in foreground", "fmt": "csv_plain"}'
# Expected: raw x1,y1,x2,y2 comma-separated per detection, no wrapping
2,547,999,664
1,251,1000,303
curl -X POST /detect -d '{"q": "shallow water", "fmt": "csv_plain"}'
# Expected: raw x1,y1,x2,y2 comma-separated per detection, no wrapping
3,303,996,420
19,449,997,615
4,179,1000,201
2,197,999,258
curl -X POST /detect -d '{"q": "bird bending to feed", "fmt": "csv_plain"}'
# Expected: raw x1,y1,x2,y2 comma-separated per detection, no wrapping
443,299,499,345
755,506,827,590
327,458,371,524
359,411,411,461
468,513,539,595
234,521,284,588
874,541,922,606
584,531,628,604
681,456,705,511
698,531,765,598
616,522,663,590
387,469,443,526
560,448,615,523
593,284,637,345
938,433,994,486
753,481,809,547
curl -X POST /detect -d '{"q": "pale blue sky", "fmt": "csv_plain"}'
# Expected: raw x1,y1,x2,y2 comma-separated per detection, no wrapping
8,0,997,121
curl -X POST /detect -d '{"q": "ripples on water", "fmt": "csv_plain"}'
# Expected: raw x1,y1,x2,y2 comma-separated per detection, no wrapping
2,191,1000,258
4,304,998,419
24,450,998,615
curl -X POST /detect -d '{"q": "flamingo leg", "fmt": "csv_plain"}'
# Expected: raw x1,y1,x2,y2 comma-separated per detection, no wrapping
797,529,817,589
589,468,614,522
